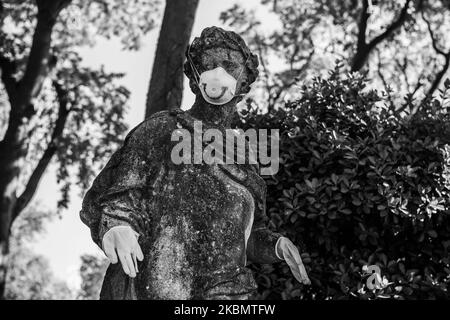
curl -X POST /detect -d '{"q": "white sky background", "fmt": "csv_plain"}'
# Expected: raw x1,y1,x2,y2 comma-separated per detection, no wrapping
30,0,277,289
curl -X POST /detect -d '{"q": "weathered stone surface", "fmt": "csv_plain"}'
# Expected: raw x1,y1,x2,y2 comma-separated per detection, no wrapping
80,27,283,300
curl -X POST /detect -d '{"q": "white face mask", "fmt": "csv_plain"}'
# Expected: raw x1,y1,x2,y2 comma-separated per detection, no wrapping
198,67,237,105
188,47,248,105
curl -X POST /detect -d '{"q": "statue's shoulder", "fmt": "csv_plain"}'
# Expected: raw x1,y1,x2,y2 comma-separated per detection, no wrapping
124,109,186,146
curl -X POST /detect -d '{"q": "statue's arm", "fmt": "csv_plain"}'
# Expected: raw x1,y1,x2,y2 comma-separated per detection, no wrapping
244,169,311,284
246,224,283,264
80,113,171,248
80,138,148,248
94,150,150,249
245,174,283,264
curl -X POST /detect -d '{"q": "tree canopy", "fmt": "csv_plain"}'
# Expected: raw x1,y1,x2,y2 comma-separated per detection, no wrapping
0,0,161,298
220,0,450,111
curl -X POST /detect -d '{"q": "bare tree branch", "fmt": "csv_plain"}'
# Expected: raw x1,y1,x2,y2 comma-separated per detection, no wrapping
355,0,370,55
1,0,70,151
351,0,411,71
376,49,394,108
17,0,71,111
11,81,70,222
395,56,410,89
411,77,423,97
421,11,450,97
0,56,18,106
253,32,274,106
368,0,411,50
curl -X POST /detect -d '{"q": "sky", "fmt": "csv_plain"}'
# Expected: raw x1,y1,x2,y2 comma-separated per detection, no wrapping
30,0,273,289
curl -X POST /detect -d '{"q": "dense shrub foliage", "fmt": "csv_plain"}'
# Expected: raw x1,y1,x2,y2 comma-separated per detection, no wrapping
238,67,450,300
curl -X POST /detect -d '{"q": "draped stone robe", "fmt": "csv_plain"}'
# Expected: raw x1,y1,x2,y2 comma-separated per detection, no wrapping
80,109,282,300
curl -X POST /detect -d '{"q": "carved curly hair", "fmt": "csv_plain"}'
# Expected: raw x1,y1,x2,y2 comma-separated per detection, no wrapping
184,26,259,96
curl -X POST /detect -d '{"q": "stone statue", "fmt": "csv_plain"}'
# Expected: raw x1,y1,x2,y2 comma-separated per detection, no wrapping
80,26,310,300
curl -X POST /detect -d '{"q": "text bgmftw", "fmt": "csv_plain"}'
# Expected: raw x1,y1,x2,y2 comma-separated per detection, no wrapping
170,121,279,175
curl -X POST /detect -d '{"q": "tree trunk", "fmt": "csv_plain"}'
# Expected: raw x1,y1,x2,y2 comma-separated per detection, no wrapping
0,238,8,299
145,0,199,118
0,111,30,299
0,139,23,300
0,0,70,299
351,44,370,72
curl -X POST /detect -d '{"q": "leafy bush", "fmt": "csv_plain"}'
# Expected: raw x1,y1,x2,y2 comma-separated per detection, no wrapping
238,66,450,300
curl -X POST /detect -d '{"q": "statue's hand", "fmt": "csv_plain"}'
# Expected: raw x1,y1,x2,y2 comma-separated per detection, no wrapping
102,226,144,278
276,237,311,285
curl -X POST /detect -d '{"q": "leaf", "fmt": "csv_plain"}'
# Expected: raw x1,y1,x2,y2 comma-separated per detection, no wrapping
427,230,438,238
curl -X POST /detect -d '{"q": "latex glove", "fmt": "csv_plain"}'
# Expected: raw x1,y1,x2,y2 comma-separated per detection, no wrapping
276,236,311,285
102,226,144,278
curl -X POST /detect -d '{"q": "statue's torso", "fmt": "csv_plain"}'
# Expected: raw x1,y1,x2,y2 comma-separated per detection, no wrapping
135,114,260,299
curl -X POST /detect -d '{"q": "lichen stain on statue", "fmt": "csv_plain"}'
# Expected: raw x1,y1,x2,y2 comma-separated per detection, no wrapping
151,215,194,300
80,26,287,300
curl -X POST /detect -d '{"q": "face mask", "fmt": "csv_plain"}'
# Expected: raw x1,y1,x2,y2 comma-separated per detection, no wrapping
198,67,237,105
188,46,249,105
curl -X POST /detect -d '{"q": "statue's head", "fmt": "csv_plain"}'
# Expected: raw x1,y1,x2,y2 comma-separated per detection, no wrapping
184,26,259,105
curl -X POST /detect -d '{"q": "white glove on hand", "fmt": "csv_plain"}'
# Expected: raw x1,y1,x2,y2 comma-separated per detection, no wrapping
276,236,311,285
102,226,144,278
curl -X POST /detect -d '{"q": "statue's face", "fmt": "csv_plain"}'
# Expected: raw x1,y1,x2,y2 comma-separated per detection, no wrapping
199,47,249,96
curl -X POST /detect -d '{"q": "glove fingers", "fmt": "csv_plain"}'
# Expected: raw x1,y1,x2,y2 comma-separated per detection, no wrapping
135,243,144,261
284,248,311,285
287,258,310,285
286,243,301,263
124,253,136,278
297,261,311,285
291,266,304,284
118,252,131,276
285,256,300,279
132,252,139,273
289,247,309,280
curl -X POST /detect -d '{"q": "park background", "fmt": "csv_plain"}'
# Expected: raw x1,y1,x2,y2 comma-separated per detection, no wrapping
0,0,449,299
